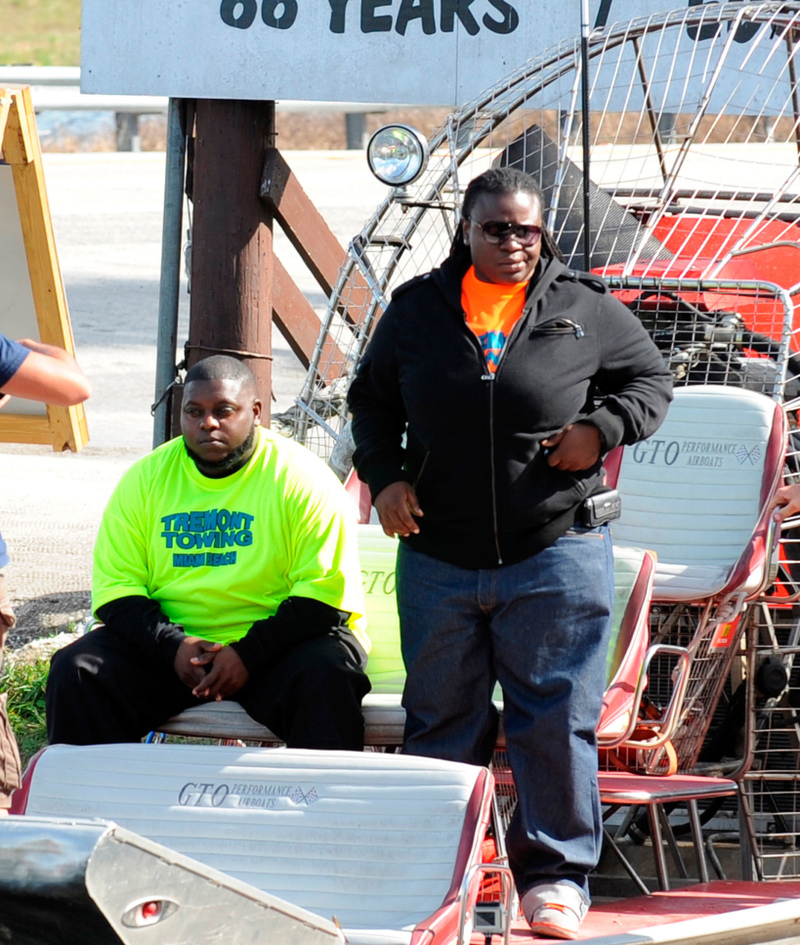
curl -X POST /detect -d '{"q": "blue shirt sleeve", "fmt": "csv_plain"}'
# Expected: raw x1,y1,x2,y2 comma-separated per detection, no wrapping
0,530,9,570
0,333,29,389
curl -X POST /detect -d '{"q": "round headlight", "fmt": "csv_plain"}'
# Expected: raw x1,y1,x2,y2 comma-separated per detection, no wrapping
367,124,430,188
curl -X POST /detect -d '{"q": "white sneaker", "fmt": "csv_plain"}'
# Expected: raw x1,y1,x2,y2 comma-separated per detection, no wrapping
521,882,589,940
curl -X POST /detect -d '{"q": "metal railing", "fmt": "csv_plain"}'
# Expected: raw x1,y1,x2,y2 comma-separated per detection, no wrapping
0,66,407,151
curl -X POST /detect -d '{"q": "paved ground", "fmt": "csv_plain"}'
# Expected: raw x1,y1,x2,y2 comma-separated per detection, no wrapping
1,150,387,645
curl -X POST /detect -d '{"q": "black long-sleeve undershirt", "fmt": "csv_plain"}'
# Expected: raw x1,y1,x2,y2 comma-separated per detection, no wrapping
95,597,184,669
95,595,353,674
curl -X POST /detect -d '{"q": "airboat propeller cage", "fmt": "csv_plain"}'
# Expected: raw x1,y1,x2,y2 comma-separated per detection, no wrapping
367,124,430,188
293,1,800,463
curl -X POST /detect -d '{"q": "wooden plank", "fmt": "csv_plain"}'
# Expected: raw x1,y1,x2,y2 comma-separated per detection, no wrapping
47,402,89,453
0,414,53,444
260,148,373,320
1,86,88,452
0,92,11,155
272,257,348,384
2,87,34,164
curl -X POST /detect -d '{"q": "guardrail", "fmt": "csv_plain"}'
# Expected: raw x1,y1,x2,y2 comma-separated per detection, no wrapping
0,66,403,151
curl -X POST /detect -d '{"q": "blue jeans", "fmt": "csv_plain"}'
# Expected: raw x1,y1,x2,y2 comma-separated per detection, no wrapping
396,526,613,899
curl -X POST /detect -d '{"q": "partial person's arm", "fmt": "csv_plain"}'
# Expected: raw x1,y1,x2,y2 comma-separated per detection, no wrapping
0,338,90,406
771,483,800,524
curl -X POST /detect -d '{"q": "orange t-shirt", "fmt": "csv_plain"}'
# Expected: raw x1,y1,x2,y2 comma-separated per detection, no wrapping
462,266,527,373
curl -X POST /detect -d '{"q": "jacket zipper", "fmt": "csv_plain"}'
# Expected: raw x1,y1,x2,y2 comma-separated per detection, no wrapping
481,305,540,566
485,374,503,565
474,304,545,568
464,318,505,566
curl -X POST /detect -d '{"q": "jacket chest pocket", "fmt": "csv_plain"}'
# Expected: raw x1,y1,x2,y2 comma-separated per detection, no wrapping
530,319,585,339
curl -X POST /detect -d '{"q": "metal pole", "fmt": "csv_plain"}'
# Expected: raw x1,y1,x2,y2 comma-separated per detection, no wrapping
580,0,592,272
152,97,187,448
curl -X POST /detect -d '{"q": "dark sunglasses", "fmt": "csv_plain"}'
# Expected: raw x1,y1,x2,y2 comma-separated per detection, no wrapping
467,218,542,246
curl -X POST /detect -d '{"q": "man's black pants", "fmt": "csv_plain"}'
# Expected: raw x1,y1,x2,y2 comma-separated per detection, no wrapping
46,629,370,750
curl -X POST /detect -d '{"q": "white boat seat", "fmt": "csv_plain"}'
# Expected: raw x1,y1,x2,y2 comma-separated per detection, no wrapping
613,385,785,602
11,744,495,945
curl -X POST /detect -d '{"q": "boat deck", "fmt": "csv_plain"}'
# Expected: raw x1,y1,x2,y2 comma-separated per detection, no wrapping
500,881,800,943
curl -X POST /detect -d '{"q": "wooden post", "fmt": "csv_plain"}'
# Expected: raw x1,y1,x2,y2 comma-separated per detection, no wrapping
187,99,275,414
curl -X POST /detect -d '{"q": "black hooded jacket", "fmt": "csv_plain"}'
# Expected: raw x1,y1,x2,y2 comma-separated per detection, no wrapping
347,253,673,569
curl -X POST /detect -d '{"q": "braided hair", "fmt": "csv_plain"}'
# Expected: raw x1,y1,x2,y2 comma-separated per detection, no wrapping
450,167,564,266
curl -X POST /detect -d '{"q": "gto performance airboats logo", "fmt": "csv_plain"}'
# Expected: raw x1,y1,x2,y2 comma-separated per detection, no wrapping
178,780,320,809
631,438,762,469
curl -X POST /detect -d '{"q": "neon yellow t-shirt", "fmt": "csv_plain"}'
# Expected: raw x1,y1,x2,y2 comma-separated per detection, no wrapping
92,426,369,651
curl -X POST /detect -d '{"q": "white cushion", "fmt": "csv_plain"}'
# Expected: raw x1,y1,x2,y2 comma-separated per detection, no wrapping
613,385,782,601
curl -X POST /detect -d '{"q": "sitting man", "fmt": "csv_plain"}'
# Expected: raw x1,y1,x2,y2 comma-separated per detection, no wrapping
46,355,370,749
1,333,91,813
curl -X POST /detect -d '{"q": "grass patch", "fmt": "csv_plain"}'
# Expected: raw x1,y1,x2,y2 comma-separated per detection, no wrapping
1,655,49,768
0,0,82,66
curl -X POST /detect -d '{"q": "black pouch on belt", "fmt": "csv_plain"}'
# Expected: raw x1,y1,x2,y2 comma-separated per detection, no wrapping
578,487,622,527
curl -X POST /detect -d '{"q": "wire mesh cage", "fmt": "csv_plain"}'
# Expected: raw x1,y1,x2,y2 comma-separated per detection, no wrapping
630,602,750,776
290,1,800,460
607,275,796,398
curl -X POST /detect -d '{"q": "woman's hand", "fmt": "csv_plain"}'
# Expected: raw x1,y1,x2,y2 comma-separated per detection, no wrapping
542,423,602,471
771,483,800,524
374,481,423,537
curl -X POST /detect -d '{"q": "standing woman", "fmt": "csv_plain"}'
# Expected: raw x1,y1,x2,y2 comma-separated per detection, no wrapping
347,167,672,939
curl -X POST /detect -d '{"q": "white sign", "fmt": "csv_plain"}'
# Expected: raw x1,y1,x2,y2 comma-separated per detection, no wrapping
81,0,700,105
